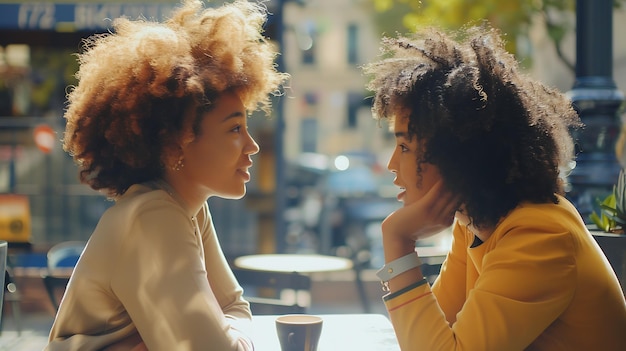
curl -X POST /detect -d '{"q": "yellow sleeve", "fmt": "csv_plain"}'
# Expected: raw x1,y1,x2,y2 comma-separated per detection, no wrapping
384,224,577,350
432,221,469,324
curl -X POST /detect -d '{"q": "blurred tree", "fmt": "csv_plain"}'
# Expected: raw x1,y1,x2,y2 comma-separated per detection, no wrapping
369,0,624,71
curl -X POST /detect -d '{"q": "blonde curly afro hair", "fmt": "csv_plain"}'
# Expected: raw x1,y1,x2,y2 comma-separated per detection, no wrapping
364,25,582,229
63,0,289,197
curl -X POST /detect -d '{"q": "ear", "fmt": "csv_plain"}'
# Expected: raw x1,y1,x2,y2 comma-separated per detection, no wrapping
161,143,183,170
179,100,200,145
179,130,195,148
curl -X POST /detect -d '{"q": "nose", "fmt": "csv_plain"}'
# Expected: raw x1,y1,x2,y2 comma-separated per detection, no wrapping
387,149,398,174
245,133,260,156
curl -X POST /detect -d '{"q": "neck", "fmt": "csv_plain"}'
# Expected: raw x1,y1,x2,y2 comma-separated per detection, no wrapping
156,175,206,218
455,211,494,242
471,225,494,242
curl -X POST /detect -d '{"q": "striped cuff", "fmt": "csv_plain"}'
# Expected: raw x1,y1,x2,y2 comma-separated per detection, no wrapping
382,278,428,302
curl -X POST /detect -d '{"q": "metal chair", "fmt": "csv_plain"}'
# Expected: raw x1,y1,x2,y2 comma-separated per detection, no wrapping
231,267,312,315
0,241,6,327
41,241,86,311
1,244,23,336
2,269,22,335
421,262,443,284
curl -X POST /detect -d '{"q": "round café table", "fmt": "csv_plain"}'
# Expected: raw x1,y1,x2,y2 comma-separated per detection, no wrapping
234,254,353,274
233,254,354,310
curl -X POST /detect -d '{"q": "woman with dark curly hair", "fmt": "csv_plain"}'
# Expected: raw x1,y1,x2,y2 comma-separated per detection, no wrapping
45,1,288,350
364,25,626,350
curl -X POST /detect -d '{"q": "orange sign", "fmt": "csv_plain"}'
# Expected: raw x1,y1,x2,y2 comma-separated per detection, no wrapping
33,124,56,154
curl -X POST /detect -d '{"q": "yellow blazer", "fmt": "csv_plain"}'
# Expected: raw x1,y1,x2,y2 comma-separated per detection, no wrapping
384,195,626,350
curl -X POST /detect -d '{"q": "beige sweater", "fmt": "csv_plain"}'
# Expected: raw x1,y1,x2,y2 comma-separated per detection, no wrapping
46,183,253,351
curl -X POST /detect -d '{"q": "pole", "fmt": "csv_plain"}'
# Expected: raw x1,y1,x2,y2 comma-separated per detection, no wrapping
566,0,626,220
272,0,287,253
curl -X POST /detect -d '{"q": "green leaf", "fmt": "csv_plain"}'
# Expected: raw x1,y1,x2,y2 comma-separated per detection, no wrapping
589,169,626,232
601,193,617,208
615,169,626,214
590,211,614,232
590,211,605,230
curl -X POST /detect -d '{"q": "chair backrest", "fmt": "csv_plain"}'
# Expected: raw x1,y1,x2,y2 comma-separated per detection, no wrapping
47,241,86,271
43,241,86,311
231,268,312,315
421,262,443,284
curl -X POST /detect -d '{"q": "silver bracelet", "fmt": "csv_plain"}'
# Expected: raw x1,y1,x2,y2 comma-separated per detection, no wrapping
376,252,422,291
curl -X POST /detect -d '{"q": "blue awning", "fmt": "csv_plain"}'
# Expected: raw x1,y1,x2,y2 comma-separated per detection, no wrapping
0,2,179,31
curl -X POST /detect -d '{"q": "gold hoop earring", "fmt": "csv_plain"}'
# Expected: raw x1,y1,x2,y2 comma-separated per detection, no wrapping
172,155,184,171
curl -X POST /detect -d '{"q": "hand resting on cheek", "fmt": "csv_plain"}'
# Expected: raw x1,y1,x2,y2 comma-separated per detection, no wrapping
381,180,458,246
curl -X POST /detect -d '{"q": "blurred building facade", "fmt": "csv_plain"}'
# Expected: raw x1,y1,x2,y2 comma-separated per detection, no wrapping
280,0,388,160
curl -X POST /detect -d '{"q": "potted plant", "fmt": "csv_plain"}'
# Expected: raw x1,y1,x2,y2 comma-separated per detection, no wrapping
588,168,626,294
589,169,626,234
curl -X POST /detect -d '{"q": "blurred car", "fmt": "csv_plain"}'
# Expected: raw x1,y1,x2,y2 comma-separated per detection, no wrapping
284,151,400,257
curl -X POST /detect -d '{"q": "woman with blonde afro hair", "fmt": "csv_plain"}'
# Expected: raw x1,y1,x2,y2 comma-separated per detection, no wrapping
364,25,625,350
63,0,286,197
46,1,288,350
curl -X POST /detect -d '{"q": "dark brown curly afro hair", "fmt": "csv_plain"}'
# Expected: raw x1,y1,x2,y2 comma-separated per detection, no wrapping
363,25,582,229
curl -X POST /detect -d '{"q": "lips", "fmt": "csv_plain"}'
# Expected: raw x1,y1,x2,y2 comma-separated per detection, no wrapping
393,181,406,202
396,189,406,202
237,168,251,182
237,162,253,182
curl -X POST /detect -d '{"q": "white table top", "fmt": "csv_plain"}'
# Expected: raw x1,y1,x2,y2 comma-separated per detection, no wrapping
234,254,353,273
250,314,400,351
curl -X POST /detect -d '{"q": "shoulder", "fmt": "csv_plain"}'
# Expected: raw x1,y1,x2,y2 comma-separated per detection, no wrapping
102,184,189,228
487,195,586,258
118,183,182,209
498,195,584,233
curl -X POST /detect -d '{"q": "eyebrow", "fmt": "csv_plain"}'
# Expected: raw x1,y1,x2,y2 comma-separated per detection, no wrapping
394,131,409,139
222,111,245,122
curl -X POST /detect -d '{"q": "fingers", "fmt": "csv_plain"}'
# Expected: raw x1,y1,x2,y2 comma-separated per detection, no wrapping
421,180,459,224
